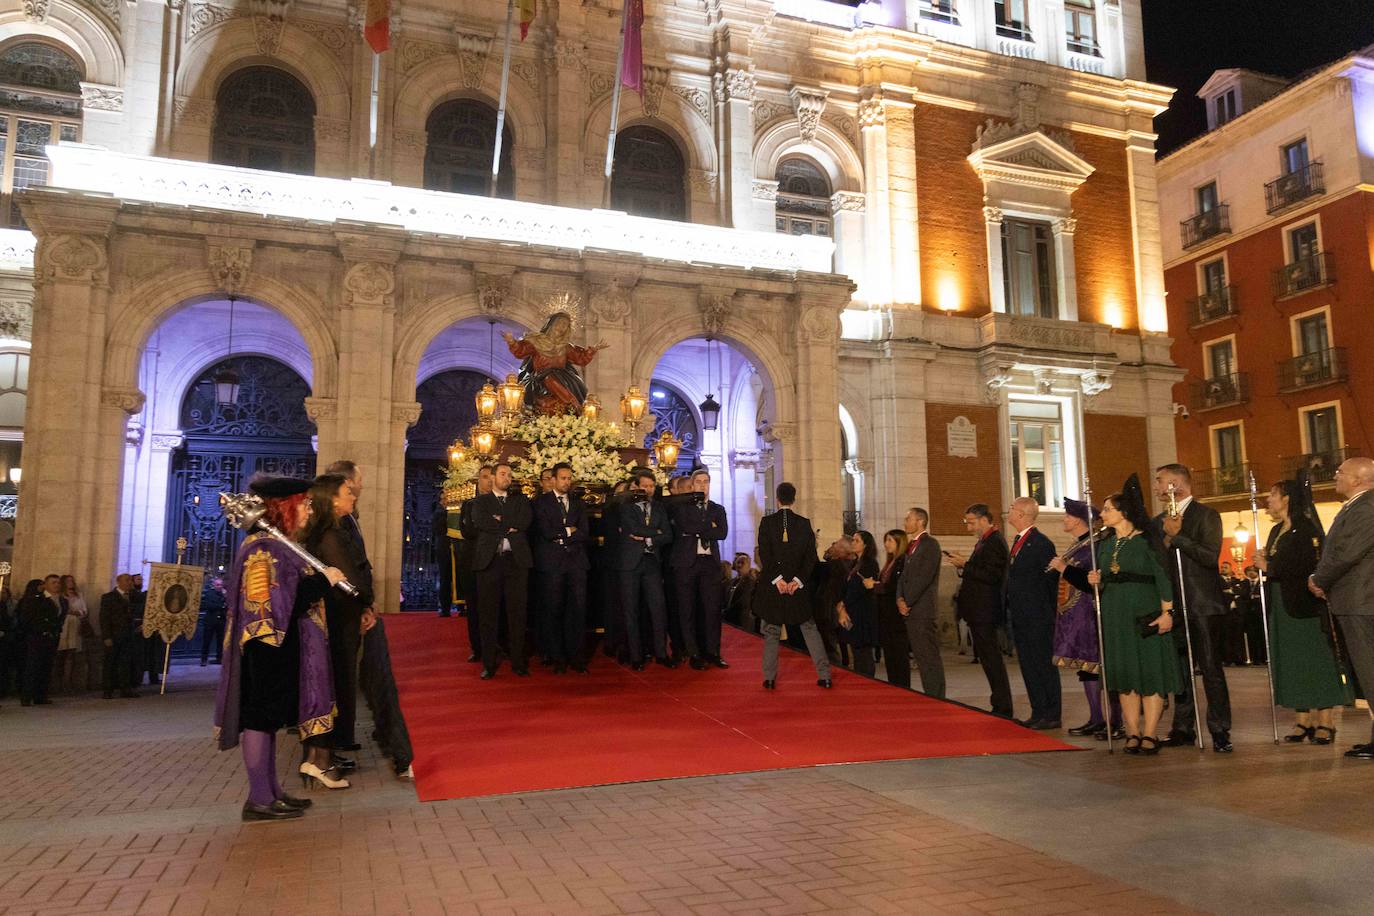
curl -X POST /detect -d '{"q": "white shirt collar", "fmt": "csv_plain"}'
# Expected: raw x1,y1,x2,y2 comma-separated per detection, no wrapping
1176,495,1194,513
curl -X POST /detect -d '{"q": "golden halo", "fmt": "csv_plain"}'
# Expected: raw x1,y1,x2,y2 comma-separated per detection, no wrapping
542,291,585,329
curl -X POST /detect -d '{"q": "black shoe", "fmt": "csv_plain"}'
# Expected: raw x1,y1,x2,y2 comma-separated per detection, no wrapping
656,656,677,669
689,656,708,670
1015,718,1036,728
513,667,530,677
242,800,303,821
631,660,646,671
331,756,357,772
278,794,312,810
479,668,496,680
1095,725,1126,741
711,656,730,670
1163,732,1196,748
1212,732,1234,753
438,610,451,618
1343,745,1374,759
553,662,567,674
1068,721,1105,737
1140,736,1160,756
338,743,362,752
1284,725,1315,744
467,653,480,663
200,660,208,667
571,663,588,674
1123,736,1142,755
817,679,832,689
763,680,775,690
1030,719,1062,731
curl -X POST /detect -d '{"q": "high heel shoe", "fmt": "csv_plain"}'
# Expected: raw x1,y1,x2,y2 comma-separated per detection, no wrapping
1284,725,1315,744
299,762,350,790
1312,726,1336,745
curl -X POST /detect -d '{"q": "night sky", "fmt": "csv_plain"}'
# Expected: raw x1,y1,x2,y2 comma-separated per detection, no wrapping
1143,0,1374,155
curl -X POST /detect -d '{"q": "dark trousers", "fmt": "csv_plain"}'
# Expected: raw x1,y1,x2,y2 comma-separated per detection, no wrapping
1243,604,1268,663
103,633,135,694
200,616,224,664
22,637,56,704
1011,609,1061,722
879,622,911,688
662,566,686,659
619,554,667,663
968,621,1013,717
850,645,876,677
437,540,455,615
904,613,946,698
136,632,161,684
1334,614,1374,743
538,564,587,664
0,639,20,697
462,564,483,657
674,556,724,659
327,611,361,749
477,554,528,671
1171,612,1232,737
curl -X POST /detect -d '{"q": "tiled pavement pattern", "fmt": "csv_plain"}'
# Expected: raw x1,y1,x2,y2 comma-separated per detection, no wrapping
2,653,1371,915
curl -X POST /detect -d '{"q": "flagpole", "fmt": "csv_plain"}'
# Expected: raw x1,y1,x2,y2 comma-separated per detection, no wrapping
491,0,516,198
602,0,632,209
368,52,381,176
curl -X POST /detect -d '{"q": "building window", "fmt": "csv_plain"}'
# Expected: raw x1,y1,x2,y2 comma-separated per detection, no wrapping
1204,338,1235,380
1001,218,1056,318
995,0,1032,40
0,351,27,430
1287,221,1318,263
0,42,83,229
610,125,686,222
1303,405,1340,456
211,66,316,176
1295,310,1329,355
1064,1,1099,55
1201,258,1227,294
1281,138,1310,175
1214,89,1238,127
774,158,832,237
1212,424,1244,477
1009,400,1065,509
919,0,959,25
1195,182,1218,213
423,99,513,198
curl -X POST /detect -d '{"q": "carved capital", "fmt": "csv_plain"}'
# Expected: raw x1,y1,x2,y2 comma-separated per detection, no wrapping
22,0,49,23
982,205,1004,225
314,117,350,143
984,365,1015,403
642,65,669,117
858,98,885,129
724,68,755,102
761,421,796,444
586,276,636,328
391,400,423,427
555,40,583,71
455,31,493,89
150,432,186,452
39,234,106,284
799,305,839,344
125,419,143,448
206,240,253,294
789,86,828,142
303,396,338,422
688,168,718,196
698,288,734,339
343,261,395,307
101,386,145,415
252,14,284,56
80,83,123,112
1080,370,1114,398
474,268,515,319
830,191,865,214
1053,216,1078,236
751,180,779,201
731,448,762,469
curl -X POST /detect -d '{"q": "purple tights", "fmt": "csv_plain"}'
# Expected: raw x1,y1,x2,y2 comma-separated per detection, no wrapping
241,729,280,806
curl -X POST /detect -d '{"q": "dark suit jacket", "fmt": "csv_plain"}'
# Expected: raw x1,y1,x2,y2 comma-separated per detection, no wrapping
755,508,817,626
955,530,1008,626
531,491,591,571
1004,527,1059,623
309,524,372,619
339,513,375,605
897,532,942,620
608,495,673,571
19,593,66,642
1151,500,1226,617
1312,490,1374,617
99,589,134,639
667,497,729,568
471,491,533,570
455,497,480,570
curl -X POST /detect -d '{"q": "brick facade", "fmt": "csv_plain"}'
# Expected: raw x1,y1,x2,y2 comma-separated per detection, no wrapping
914,104,993,313
1084,413,1153,501
925,402,1003,535
1070,132,1140,329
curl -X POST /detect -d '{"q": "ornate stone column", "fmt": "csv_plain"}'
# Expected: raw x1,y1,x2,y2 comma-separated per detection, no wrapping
1051,216,1080,320
983,204,1007,313
790,277,851,542
859,97,894,308
551,39,587,207
717,66,756,229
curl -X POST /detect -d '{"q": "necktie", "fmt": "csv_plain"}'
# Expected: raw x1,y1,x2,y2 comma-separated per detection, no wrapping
497,494,506,504
560,496,568,513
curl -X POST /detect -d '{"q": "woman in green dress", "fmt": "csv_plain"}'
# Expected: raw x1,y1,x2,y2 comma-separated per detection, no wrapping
1062,476,1181,755
1255,479,1350,744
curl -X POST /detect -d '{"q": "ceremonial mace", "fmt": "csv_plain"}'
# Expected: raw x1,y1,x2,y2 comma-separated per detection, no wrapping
1168,482,1206,751
219,493,361,597
1083,475,1115,754
1248,471,1280,743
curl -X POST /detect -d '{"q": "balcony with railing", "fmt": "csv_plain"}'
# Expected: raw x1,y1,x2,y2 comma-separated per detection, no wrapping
1264,161,1324,213
1272,251,1334,298
1188,285,1238,327
1188,373,1249,412
1280,447,1357,486
1194,464,1250,500
1180,205,1230,249
1278,347,1348,393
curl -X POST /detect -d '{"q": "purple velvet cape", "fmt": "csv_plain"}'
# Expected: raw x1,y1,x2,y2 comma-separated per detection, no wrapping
214,533,335,751
1053,534,1102,673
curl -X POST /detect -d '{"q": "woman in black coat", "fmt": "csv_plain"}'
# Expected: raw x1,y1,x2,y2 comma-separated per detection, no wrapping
16,578,58,706
837,531,881,677
875,529,912,688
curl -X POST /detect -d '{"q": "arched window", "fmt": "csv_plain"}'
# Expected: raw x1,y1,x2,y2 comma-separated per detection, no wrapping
611,125,686,221
0,42,83,228
424,99,514,198
211,67,316,175
774,158,832,237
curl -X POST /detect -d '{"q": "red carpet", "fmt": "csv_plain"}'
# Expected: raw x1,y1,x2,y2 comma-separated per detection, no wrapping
386,615,1076,802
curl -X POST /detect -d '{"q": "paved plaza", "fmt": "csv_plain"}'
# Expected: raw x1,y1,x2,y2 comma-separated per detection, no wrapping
3,646,1373,915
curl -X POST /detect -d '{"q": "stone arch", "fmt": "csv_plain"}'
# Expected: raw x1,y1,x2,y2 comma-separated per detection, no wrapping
415,316,524,386
0,7,122,87
584,89,718,185
104,268,338,401
392,292,544,402
754,119,863,193
175,19,351,124
394,60,547,154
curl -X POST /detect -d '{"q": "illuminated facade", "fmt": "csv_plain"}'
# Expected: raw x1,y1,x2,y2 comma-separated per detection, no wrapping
1158,50,1374,541
4,0,1177,614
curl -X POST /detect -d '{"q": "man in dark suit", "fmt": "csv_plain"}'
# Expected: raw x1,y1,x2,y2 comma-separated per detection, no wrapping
1310,456,1374,759
432,505,455,617
323,460,378,760
948,503,1012,718
756,482,829,688
100,574,138,699
456,465,493,662
610,468,674,670
1005,497,1061,728
472,461,533,678
1152,463,1233,752
20,574,66,706
668,469,730,670
898,507,946,699
531,462,590,673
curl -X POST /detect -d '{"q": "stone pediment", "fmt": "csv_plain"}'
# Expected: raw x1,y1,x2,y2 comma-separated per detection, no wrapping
967,127,1095,193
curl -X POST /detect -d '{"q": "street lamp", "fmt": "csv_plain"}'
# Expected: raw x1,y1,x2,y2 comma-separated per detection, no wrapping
1231,517,1250,566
